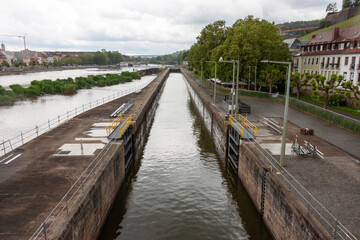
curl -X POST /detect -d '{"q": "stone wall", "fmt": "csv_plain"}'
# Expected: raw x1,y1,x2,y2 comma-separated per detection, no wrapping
238,143,332,240
52,142,125,240
181,69,227,160
133,69,169,160
182,68,332,240
49,68,170,240
325,7,360,25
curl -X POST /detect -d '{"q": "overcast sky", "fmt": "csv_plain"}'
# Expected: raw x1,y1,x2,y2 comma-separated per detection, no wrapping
0,0,342,55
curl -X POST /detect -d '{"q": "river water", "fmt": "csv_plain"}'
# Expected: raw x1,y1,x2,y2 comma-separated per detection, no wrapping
0,65,155,87
0,66,157,145
98,73,272,240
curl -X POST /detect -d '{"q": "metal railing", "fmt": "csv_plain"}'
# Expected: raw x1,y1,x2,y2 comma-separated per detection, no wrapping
27,70,168,239
246,139,357,240
29,137,117,240
184,69,357,239
231,114,257,136
228,115,245,138
0,78,155,157
106,114,132,137
235,89,360,133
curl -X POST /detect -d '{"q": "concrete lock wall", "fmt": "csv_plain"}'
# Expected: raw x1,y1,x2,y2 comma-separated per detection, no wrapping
181,69,331,240
133,69,169,160
53,142,126,240
50,68,170,240
181,69,227,160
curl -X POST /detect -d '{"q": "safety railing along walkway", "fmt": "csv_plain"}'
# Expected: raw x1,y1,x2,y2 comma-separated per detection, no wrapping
106,114,133,140
227,114,257,139
246,139,357,240
28,70,167,239
0,77,155,157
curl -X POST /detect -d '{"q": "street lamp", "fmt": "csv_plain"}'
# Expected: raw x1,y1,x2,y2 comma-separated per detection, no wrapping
260,60,291,166
205,60,217,100
219,57,237,114
189,60,203,87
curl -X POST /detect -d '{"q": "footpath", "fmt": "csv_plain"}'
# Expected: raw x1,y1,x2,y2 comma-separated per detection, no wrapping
0,69,168,240
186,69,360,239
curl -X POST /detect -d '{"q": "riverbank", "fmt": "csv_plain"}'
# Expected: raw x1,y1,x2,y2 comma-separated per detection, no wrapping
0,65,112,76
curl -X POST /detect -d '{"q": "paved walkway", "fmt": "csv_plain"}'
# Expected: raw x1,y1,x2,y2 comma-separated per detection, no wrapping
0,70,168,240
185,69,360,238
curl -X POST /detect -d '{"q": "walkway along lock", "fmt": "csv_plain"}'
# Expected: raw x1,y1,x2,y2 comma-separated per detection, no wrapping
106,114,136,169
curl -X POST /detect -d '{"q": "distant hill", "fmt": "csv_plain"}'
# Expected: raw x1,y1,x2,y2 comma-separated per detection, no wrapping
278,19,321,38
298,14,360,41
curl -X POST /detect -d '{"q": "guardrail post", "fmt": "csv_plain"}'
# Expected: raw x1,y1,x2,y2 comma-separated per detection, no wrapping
82,104,84,112
2,140,5,154
48,119,51,129
66,201,69,214
21,132,24,144
75,107,77,115
36,125,39,137
8,140,12,150
97,99,99,106
81,140,84,156
42,222,47,240
67,111,69,120
333,220,338,239
89,102,91,108
58,115,60,124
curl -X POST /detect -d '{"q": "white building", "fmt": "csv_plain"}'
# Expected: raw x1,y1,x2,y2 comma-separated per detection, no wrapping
293,26,360,85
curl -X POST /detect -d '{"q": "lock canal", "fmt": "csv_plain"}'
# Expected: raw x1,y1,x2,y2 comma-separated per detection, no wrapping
98,73,272,240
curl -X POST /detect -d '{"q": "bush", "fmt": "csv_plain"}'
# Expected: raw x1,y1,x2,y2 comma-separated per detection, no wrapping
319,20,331,28
61,84,77,95
328,94,346,106
24,86,41,97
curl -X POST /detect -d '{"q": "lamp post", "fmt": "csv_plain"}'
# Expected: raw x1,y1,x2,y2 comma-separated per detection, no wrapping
254,66,257,91
260,60,291,166
219,57,236,114
248,66,251,90
206,61,217,100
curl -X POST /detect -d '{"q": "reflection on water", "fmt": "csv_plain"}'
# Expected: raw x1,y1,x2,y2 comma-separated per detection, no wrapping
0,75,155,142
98,73,272,240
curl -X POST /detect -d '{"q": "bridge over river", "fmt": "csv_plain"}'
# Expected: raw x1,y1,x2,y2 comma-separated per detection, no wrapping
0,68,358,240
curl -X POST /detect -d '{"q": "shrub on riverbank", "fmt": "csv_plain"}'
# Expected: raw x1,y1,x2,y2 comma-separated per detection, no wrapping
0,71,142,105
0,86,16,105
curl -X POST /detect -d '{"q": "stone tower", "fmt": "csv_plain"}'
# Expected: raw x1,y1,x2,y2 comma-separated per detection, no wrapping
1,43,5,51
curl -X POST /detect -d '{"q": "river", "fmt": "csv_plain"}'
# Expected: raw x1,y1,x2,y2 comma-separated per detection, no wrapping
98,73,272,240
0,66,158,148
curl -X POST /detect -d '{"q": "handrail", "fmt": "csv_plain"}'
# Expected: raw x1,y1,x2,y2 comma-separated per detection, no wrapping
230,114,257,137
1,77,156,157
106,114,132,138
228,115,245,138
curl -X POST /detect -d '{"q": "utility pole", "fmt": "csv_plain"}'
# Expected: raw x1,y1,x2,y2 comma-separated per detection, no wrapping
254,66,257,91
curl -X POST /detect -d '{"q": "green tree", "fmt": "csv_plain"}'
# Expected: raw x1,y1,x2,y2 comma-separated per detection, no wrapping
259,65,283,94
326,2,338,12
342,81,360,106
311,74,343,109
93,51,109,65
291,72,313,99
343,0,352,8
189,16,290,84
1,61,10,67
